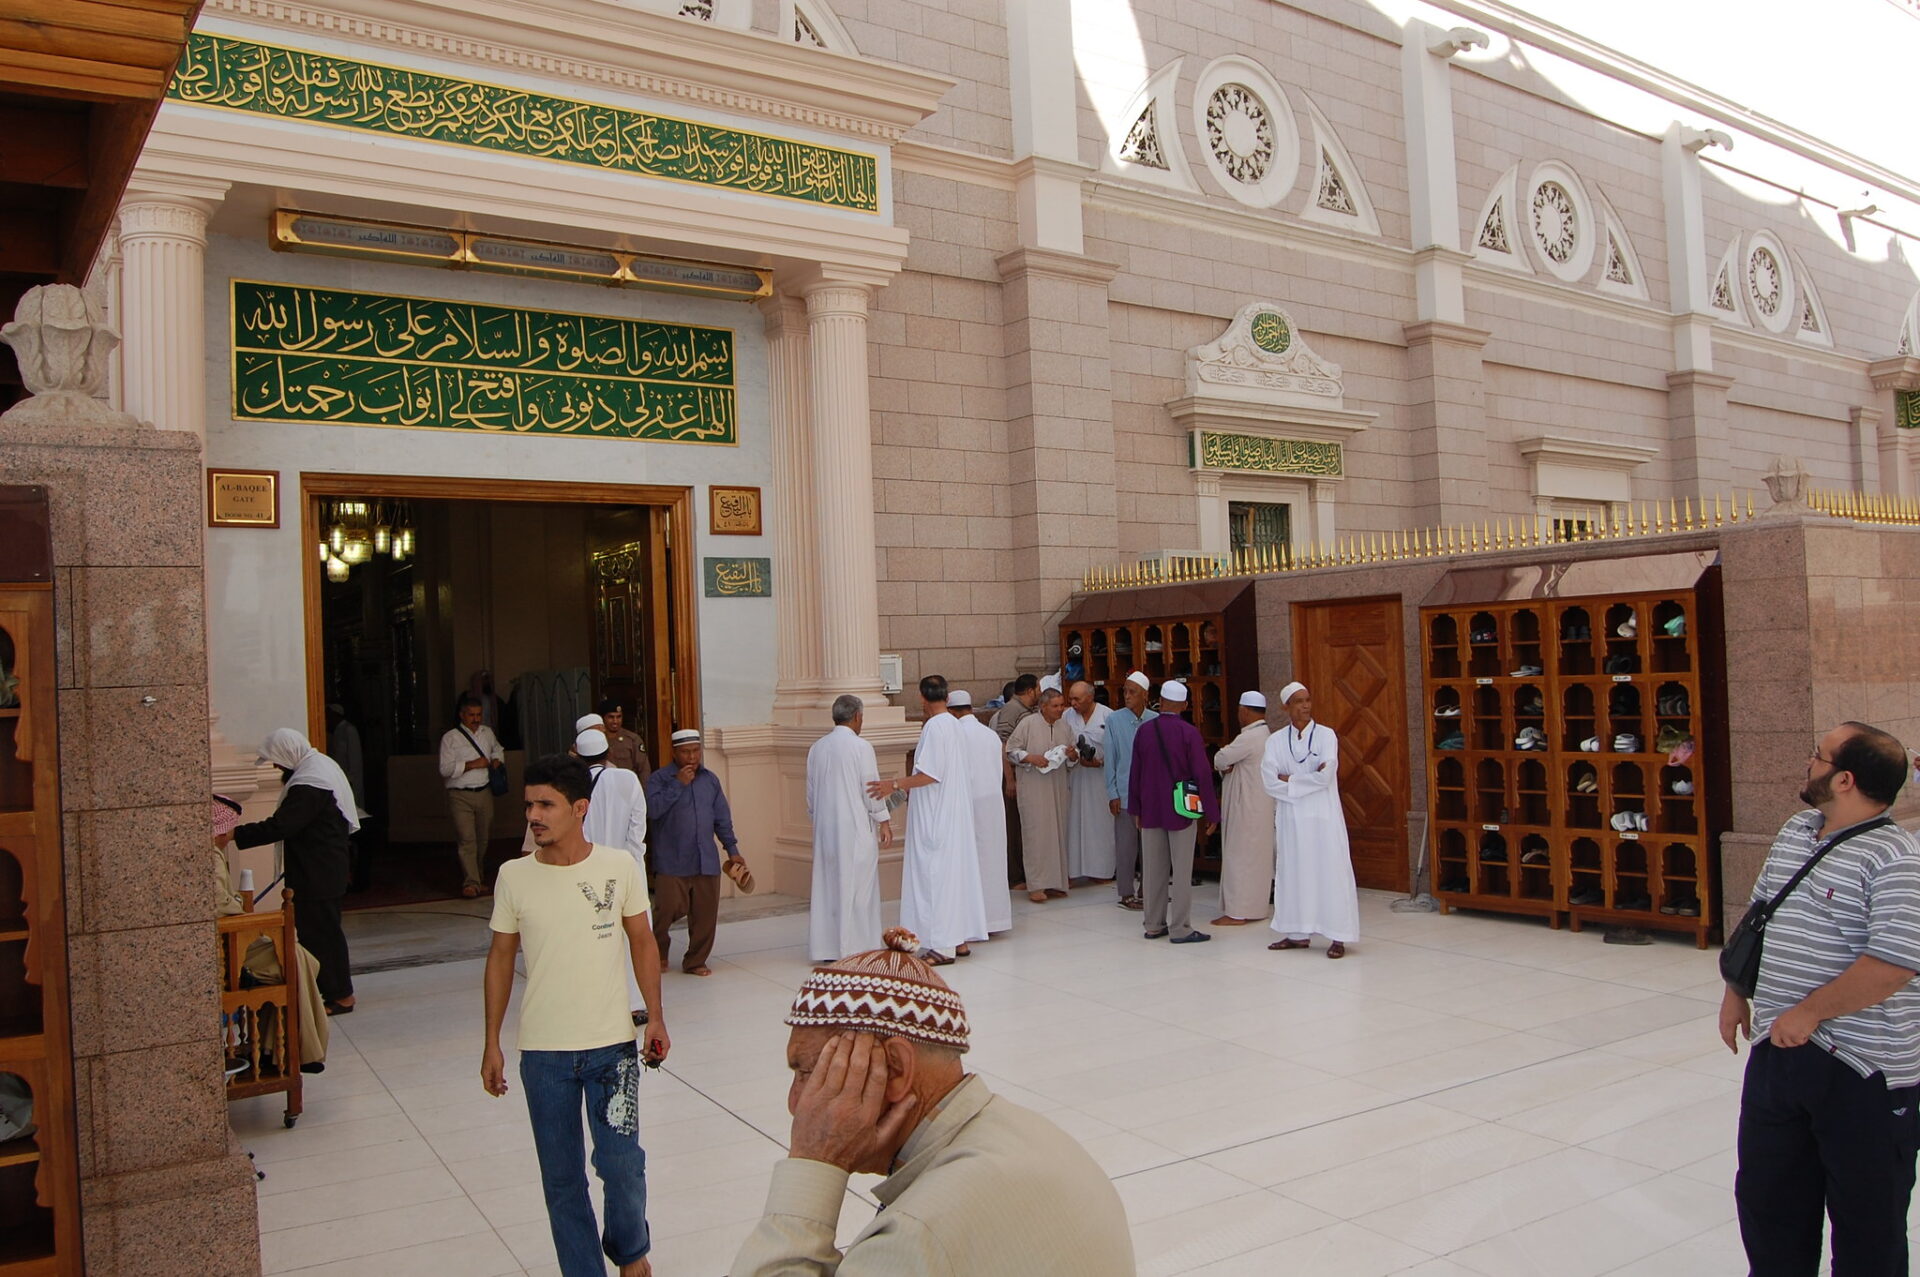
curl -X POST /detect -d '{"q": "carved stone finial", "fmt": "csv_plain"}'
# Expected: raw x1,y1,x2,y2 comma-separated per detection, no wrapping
0,283,143,429
1760,455,1812,516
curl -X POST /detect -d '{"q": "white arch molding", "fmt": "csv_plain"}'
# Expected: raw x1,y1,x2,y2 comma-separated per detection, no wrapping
1105,59,1199,193
1471,165,1532,274
1297,92,1380,237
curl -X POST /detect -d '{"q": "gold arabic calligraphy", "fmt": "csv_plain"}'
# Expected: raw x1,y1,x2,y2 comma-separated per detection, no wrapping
706,558,770,597
1198,432,1342,477
232,281,737,444
168,33,880,213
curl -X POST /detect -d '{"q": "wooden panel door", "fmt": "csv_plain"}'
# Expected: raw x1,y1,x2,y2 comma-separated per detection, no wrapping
1292,598,1410,893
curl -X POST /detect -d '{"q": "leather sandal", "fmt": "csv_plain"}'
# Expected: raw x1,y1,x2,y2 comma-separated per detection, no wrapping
1327,942,1347,960
1267,938,1311,951
921,950,955,966
955,944,971,957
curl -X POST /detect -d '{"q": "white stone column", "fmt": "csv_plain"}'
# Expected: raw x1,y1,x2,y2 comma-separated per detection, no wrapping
1401,19,1473,325
1005,0,1085,253
118,181,226,435
762,291,827,716
805,280,885,698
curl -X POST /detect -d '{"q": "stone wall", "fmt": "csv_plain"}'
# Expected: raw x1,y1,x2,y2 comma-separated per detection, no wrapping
0,419,260,1274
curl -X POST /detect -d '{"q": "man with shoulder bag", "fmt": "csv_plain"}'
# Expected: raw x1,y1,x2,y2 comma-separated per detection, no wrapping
441,692,507,898
1721,720,1920,1276
1125,681,1218,945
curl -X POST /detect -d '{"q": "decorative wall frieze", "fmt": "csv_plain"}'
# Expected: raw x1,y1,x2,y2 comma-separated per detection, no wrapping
1105,59,1199,194
1191,56,1297,209
1185,302,1347,405
199,0,950,141
1298,91,1379,238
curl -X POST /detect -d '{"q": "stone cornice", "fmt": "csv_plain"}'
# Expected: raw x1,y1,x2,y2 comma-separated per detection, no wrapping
201,0,953,142
1869,355,1920,391
1085,176,1406,271
892,140,1017,190
1666,369,1736,391
1517,433,1660,471
994,246,1119,287
1402,319,1492,349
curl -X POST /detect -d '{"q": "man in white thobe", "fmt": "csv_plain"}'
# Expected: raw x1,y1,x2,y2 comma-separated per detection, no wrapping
575,728,654,1016
1063,682,1115,881
949,690,1013,938
805,694,894,962
1262,682,1360,958
868,675,987,965
1212,691,1276,925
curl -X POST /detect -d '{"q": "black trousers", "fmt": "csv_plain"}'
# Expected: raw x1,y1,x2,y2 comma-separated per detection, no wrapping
293,896,354,1003
1737,1038,1920,1276
1003,793,1026,887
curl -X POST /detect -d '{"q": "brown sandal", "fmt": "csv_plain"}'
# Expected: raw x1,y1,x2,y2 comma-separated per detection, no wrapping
955,944,971,957
1327,942,1347,960
1211,916,1252,926
921,950,955,966
1268,938,1311,951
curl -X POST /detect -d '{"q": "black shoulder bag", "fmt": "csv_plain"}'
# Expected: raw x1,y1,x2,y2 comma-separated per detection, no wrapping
1720,815,1893,998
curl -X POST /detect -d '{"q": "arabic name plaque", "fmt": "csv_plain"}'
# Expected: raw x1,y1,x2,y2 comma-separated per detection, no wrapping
708,486,762,536
231,280,737,445
704,558,772,598
207,469,280,528
169,32,880,213
1191,430,1343,478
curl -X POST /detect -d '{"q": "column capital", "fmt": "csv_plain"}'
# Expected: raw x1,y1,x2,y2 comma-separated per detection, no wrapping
117,196,215,243
1851,404,1884,429
1868,355,1920,392
758,290,809,339
801,280,872,319
1401,319,1491,350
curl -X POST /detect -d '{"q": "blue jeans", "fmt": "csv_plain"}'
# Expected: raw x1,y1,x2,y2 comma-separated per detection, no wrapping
520,1041,650,1275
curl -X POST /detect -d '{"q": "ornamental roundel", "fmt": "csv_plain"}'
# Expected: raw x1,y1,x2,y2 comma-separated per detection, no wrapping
1205,83,1275,184
1747,246,1783,317
1251,311,1292,354
1530,181,1578,264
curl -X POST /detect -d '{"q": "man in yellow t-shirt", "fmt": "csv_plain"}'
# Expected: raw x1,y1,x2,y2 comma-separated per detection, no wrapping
482,754,669,1277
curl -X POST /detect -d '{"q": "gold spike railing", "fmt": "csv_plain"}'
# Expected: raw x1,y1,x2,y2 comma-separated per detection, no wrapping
1079,488,1920,592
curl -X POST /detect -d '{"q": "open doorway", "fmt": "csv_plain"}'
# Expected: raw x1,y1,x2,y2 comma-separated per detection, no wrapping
299,474,697,909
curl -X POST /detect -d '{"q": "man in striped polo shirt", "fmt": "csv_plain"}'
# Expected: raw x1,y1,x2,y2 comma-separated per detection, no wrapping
1721,720,1920,1276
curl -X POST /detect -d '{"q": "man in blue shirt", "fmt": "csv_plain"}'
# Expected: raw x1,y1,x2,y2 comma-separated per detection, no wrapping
643,729,746,976
1104,671,1157,911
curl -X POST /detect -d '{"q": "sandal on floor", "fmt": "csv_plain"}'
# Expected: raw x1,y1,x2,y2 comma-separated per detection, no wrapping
1118,896,1144,911
324,1001,354,1016
460,884,481,899
1045,889,1069,898
1267,938,1311,951
920,950,955,966
955,944,971,957
1211,916,1252,926
1143,929,1169,940
1327,942,1347,960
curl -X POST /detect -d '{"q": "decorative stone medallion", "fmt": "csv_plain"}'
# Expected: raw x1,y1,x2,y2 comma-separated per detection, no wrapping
1747,246,1783,317
1530,181,1578,264
1205,84,1274,184
1251,311,1292,354
1119,103,1169,170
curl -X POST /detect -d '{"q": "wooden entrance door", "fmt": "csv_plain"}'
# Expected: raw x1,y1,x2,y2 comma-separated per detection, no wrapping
1292,598,1410,892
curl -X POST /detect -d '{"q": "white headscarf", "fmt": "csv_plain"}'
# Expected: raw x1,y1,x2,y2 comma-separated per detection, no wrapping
259,728,361,833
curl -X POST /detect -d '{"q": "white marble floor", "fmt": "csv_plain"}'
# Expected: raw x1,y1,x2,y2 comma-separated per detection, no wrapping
230,887,1919,1276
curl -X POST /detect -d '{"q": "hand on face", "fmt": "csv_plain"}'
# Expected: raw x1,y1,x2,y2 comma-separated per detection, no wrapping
786,1031,919,1175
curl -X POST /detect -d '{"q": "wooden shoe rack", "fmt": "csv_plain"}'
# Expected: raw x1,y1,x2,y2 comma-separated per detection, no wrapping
1421,590,1715,946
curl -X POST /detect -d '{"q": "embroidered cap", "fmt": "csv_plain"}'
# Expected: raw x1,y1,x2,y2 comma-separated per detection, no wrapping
671,729,702,746
785,928,970,1052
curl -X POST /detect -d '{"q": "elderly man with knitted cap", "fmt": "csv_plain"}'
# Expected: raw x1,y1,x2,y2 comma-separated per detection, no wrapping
732,929,1134,1275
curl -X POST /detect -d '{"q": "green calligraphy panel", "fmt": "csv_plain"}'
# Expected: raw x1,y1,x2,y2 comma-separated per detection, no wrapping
1898,391,1920,431
231,281,736,444
1195,431,1342,477
169,32,879,213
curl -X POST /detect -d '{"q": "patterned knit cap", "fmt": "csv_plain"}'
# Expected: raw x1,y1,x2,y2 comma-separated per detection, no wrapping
785,928,970,1052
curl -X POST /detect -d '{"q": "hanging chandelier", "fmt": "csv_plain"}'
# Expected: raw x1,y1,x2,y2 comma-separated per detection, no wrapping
321,498,416,579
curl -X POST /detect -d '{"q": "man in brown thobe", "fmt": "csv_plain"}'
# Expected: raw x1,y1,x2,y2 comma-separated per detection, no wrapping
1006,689,1075,903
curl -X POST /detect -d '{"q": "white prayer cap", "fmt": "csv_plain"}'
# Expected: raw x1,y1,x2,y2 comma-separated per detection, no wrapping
671,728,702,746
574,728,609,757
575,713,604,732
1039,671,1062,693
1159,681,1189,704
949,689,973,708
1240,691,1267,709
1280,681,1308,705
1126,671,1150,691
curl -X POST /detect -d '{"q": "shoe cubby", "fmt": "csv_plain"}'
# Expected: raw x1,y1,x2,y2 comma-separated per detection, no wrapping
1423,588,1715,944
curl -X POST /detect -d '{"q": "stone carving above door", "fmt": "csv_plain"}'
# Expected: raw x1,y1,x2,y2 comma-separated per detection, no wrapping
1186,302,1344,406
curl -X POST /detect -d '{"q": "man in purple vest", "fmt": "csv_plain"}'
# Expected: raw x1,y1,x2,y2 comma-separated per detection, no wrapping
1126,681,1219,945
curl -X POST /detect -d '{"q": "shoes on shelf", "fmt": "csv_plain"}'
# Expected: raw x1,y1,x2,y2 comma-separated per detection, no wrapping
1656,692,1691,716
1615,616,1639,638
1439,875,1471,894
1434,704,1462,717
1515,727,1547,751
1470,628,1497,643
1516,691,1545,716
1581,736,1602,752
1521,847,1550,866
1510,664,1543,677
1568,885,1604,906
1659,896,1701,917
1437,731,1465,750
1613,733,1641,753
1478,835,1507,864
1667,738,1697,766
1669,779,1695,795
1609,810,1647,832
1603,653,1640,674
1661,616,1687,637
1615,891,1653,912
1655,725,1690,754
1562,624,1592,641
1573,770,1599,794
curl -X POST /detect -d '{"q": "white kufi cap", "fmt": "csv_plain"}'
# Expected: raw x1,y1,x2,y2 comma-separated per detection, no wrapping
1280,681,1308,705
574,728,609,757
1240,691,1267,709
1159,680,1189,703
949,689,973,708
575,713,604,732
1126,671,1150,691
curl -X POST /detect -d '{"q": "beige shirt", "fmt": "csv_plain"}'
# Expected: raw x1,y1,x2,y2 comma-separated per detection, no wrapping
489,844,650,1051
732,1074,1134,1276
